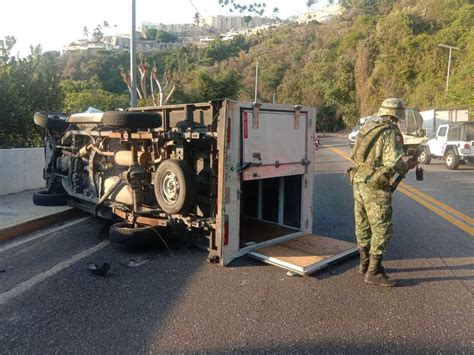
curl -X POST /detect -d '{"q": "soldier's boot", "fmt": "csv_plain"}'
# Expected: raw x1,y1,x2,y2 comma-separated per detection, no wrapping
358,247,370,275
364,255,397,287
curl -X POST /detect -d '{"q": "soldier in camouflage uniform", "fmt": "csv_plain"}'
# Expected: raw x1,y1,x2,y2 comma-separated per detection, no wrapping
349,98,417,287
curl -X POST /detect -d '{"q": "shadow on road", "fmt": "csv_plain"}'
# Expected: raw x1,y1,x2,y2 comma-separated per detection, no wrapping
398,275,473,287
389,263,474,273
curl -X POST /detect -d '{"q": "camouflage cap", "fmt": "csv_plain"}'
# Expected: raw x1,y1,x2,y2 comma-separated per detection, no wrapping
377,98,406,121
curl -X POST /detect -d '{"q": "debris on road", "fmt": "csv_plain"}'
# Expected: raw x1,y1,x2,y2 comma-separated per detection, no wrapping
123,256,153,268
86,262,111,276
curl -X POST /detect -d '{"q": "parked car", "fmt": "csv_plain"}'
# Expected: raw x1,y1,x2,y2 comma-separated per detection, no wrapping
419,121,474,170
348,122,362,147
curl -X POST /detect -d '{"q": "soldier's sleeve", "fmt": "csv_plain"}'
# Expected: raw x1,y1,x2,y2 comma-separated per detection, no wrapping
381,129,408,176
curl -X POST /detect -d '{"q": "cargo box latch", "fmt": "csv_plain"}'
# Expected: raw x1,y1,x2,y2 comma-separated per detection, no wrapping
294,105,302,129
252,102,262,129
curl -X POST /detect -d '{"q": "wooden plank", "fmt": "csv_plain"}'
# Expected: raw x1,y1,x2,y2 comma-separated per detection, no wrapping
251,234,356,271
240,218,295,244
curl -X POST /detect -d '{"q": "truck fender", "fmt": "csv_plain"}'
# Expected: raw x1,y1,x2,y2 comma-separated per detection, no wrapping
444,145,458,157
421,144,431,156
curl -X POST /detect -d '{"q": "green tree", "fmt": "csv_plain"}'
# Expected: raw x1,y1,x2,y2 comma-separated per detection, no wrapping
92,24,104,42
155,30,178,43
61,79,129,112
0,36,16,64
261,63,287,101
188,69,242,102
306,0,316,12
205,35,250,62
219,0,267,16
60,51,130,93
0,41,63,148
145,28,158,40
243,16,252,27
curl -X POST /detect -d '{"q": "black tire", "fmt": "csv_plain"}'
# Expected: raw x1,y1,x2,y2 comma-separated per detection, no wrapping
32,190,68,206
419,147,431,165
102,111,162,129
445,150,460,170
154,159,196,215
34,112,69,131
109,222,155,244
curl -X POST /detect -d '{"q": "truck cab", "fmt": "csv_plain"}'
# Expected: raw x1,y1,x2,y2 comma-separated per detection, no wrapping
420,122,474,169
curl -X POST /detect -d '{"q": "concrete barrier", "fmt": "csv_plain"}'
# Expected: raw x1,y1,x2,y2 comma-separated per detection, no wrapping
0,148,45,195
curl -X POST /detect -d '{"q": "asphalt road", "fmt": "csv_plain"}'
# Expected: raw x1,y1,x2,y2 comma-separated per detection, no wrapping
1,136,473,353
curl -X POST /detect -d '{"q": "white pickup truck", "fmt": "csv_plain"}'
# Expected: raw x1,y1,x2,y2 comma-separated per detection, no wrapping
419,122,474,170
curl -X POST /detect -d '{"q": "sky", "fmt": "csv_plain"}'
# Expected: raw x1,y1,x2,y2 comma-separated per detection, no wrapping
0,0,331,57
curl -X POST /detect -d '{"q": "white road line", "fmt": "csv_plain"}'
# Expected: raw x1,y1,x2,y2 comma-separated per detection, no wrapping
0,216,92,253
0,240,110,306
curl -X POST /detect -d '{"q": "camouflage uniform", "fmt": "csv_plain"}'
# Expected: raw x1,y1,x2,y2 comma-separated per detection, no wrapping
351,115,408,256
349,98,413,287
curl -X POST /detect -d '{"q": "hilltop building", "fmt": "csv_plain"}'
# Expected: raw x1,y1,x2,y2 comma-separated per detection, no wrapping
63,39,114,55
142,15,274,39
64,14,276,55
202,15,273,32
141,23,205,37
297,4,345,24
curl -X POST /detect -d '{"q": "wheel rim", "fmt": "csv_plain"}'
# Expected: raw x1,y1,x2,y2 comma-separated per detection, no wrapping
420,151,426,162
446,154,452,166
161,170,179,205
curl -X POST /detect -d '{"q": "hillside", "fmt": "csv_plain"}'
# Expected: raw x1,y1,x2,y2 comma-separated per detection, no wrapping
179,0,473,130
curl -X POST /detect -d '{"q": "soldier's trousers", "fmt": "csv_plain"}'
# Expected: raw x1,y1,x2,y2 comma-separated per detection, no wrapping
353,182,393,256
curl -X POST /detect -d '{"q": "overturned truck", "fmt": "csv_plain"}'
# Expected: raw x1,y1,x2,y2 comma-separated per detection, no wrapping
34,100,356,274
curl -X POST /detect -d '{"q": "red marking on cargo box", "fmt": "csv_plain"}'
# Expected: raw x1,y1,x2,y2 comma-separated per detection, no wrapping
243,112,248,139
227,116,231,144
224,220,229,246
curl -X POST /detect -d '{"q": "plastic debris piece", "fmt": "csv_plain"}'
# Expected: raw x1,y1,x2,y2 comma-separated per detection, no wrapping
86,262,110,276
125,257,153,268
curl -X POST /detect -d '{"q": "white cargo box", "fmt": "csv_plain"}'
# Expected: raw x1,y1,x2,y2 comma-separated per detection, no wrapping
212,101,357,274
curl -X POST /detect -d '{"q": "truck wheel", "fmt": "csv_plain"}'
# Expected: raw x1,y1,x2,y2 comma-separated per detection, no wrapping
109,222,155,244
445,150,460,170
32,190,68,206
34,112,69,131
154,159,196,215
102,111,162,129
419,147,431,165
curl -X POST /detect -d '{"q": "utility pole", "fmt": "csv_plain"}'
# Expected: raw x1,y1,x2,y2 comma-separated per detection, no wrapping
438,43,459,92
251,50,269,103
130,0,137,107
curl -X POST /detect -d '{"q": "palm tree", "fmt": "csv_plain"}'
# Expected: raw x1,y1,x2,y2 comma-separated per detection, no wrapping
306,0,317,12
272,7,279,19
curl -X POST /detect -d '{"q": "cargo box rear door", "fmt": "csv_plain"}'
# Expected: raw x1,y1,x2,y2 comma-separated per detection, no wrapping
241,106,309,181
248,234,357,275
